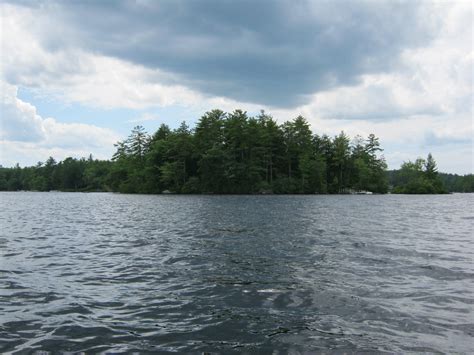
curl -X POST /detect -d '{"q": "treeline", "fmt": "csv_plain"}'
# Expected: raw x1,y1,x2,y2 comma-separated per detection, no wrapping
0,156,113,192
388,153,474,193
388,165,474,194
0,109,389,194
2,109,470,194
438,173,474,193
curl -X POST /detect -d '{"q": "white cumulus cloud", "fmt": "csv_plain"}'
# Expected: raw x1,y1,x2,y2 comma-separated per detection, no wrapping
0,80,121,166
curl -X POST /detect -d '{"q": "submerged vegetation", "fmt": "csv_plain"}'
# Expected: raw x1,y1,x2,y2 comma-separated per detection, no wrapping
0,109,470,194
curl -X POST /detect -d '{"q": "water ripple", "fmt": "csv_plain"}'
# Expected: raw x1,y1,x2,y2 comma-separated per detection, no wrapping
0,192,473,353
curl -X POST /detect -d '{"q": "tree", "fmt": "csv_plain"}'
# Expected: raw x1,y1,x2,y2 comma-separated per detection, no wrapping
424,153,438,180
332,131,350,193
256,110,282,187
128,125,149,160
150,123,171,143
0,109,395,195
194,110,225,153
299,153,327,193
392,153,446,194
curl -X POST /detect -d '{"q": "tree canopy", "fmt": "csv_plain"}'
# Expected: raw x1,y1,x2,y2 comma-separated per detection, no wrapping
389,153,448,194
2,109,468,194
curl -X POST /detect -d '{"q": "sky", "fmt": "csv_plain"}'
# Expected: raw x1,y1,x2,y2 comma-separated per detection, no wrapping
0,0,472,174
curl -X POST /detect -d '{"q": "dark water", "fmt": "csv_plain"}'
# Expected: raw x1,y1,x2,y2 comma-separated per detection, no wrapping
0,192,473,353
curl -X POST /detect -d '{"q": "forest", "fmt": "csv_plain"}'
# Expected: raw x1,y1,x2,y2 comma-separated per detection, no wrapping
0,109,471,194
387,155,470,194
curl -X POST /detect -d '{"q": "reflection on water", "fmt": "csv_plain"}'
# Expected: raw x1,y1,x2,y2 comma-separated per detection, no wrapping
0,192,473,353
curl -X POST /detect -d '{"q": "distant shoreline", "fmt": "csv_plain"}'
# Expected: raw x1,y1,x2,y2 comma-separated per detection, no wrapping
3,190,465,195
1,110,472,194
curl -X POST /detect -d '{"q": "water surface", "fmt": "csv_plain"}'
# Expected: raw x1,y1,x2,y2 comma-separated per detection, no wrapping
0,192,473,353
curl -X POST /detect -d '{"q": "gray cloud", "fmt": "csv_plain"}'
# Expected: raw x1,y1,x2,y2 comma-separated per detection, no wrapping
424,131,473,147
16,0,436,107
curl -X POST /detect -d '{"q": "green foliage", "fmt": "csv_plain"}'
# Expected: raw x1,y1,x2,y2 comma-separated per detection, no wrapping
0,109,395,194
390,153,448,194
438,173,474,192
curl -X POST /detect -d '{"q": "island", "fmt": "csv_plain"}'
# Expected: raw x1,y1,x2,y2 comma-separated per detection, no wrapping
0,110,472,194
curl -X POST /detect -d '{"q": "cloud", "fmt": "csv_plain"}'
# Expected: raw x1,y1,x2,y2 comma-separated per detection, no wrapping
265,1,473,173
0,1,471,173
296,74,444,121
1,4,263,113
424,131,472,147
1,82,45,141
127,113,161,123
3,0,438,107
0,80,121,166
2,1,469,116
274,0,473,122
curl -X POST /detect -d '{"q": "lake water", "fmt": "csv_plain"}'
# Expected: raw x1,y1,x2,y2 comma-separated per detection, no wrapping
0,192,473,353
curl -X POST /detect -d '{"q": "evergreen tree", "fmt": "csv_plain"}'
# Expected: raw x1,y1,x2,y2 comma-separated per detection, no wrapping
2,109,432,195
424,153,438,180
332,131,351,193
